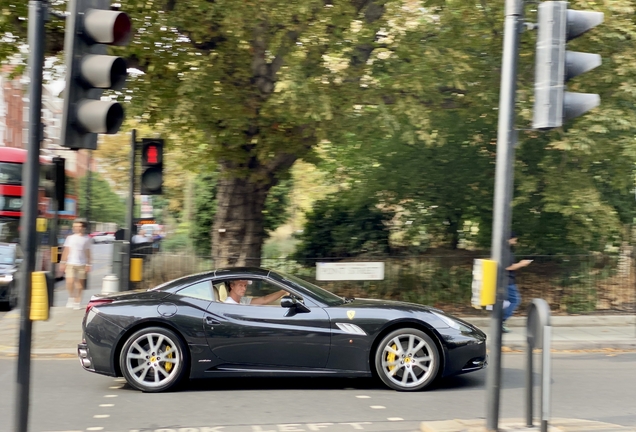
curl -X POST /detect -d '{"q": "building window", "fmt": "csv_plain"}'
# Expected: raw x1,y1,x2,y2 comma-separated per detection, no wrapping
23,128,28,144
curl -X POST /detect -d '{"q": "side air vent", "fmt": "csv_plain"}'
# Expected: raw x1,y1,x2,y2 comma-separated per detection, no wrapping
336,322,367,336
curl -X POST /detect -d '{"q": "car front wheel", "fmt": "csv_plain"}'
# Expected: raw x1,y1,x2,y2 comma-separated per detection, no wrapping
375,328,440,391
120,326,188,392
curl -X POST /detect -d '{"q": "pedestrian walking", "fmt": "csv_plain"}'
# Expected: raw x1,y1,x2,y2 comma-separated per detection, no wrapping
59,219,92,309
503,232,532,332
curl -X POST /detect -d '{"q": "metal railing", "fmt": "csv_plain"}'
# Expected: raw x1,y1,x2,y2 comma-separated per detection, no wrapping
133,252,636,315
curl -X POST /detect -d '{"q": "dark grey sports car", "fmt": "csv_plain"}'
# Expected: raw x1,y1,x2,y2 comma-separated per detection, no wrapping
78,267,486,392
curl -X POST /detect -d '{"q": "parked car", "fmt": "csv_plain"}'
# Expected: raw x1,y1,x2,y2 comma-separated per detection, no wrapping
92,232,115,244
77,267,487,393
0,242,22,311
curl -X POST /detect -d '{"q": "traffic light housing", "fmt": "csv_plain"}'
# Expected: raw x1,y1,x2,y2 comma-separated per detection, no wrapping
61,0,132,149
140,139,164,195
532,1,604,130
41,157,66,212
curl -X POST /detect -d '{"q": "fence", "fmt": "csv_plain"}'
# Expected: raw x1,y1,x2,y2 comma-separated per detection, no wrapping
134,252,636,316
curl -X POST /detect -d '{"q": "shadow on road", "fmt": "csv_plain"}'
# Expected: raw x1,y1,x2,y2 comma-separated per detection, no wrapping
115,371,488,393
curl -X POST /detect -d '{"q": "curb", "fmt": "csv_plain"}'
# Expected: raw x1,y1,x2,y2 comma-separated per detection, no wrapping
465,315,636,328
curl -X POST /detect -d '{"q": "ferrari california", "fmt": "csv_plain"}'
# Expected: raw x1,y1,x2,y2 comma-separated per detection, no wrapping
78,267,486,392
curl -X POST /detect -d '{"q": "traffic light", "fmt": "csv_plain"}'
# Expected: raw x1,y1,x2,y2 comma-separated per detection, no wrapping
41,157,66,212
53,157,66,212
532,1,604,130
60,0,132,150
140,139,164,195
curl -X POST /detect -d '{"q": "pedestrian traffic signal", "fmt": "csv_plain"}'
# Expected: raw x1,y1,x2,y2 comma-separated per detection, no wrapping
41,157,66,211
60,0,132,150
532,1,604,130
140,139,164,195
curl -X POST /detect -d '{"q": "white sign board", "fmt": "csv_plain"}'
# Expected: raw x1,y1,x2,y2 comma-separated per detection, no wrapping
316,262,385,281
140,195,153,218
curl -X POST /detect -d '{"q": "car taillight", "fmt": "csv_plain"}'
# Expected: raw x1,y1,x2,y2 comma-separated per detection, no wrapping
85,299,114,313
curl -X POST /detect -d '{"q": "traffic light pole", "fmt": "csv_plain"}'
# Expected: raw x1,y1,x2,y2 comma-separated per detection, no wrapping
86,153,91,224
15,1,47,431
122,129,136,291
485,0,523,429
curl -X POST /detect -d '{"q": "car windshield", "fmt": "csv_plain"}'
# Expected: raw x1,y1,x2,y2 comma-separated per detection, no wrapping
0,246,15,264
273,271,344,306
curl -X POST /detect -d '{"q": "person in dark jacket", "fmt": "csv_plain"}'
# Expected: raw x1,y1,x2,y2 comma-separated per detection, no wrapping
503,232,533,333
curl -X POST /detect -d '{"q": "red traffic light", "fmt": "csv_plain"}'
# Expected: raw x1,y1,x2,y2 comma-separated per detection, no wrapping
146,145,158,164
141,139,163,166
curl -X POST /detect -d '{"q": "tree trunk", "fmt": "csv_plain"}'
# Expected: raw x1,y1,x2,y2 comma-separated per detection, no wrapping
211,172,270,267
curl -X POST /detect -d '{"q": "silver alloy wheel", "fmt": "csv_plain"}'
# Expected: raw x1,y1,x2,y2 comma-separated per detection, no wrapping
124,331,181,390
380,333,435,389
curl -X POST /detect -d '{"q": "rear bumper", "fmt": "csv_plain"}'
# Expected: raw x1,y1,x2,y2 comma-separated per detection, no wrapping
77,342,95,372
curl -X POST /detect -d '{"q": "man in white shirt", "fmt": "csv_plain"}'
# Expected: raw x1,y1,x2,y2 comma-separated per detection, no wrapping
60,219,92,309
224,279,288,305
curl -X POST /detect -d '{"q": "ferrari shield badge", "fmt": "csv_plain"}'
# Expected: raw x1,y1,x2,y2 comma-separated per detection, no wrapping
347,310,355,320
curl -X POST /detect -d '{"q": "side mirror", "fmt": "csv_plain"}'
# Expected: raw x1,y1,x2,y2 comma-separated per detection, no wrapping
281,296,295,308
280,295,310,313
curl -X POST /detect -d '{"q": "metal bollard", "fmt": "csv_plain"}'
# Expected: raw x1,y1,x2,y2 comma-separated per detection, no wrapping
101,274,119,294
526,298,552,432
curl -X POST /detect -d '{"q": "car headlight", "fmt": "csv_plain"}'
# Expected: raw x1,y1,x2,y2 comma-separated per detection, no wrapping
0,274,14,282
431,311,469,331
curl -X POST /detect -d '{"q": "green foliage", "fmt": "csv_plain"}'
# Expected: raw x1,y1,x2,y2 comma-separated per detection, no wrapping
294,193,393,261
191,173,217,256
3,0,636,257
162,222,192,252
77,174,126,225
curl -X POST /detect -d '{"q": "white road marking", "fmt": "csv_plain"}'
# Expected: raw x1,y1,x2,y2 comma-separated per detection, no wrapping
114,378,126,382
99,403,114,407
93,414,110,418
387,417,403,421
103,394,118,398
109,385,123,389
86,428,104,431
369,405,385,409
355,395,371,399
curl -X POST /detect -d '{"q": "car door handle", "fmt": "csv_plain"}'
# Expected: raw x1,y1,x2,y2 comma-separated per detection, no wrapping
205,316,220,325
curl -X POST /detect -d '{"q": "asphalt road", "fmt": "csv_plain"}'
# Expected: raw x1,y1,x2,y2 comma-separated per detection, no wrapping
1,352,635,432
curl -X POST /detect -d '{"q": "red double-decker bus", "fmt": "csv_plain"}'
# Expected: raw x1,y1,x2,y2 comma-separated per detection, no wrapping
0,147,77,266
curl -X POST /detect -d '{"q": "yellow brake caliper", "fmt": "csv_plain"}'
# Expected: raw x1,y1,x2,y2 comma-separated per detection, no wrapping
163,346,173,372
386,343,398,373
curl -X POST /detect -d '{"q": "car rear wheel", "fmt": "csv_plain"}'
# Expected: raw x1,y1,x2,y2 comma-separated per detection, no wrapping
375,328,439,391
120,326,188,392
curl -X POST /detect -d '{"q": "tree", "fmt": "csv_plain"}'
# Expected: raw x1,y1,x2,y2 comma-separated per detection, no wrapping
77,173,126,226
191,171,293,256
294,191,392,261
3,0,636,261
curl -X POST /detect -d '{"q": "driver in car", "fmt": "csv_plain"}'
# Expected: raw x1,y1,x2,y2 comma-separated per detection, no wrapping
224,279,289,305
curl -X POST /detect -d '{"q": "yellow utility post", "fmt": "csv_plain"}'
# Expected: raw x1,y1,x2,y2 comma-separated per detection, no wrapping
30,272,49,321
471,259,497,308
50,246,58,263
130,258,143,282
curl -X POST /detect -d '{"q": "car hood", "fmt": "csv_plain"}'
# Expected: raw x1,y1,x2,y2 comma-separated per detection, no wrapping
333,297,480,331
337,297,436,312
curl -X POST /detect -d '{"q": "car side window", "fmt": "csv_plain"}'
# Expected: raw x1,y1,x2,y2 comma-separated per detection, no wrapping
177,280,214,301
